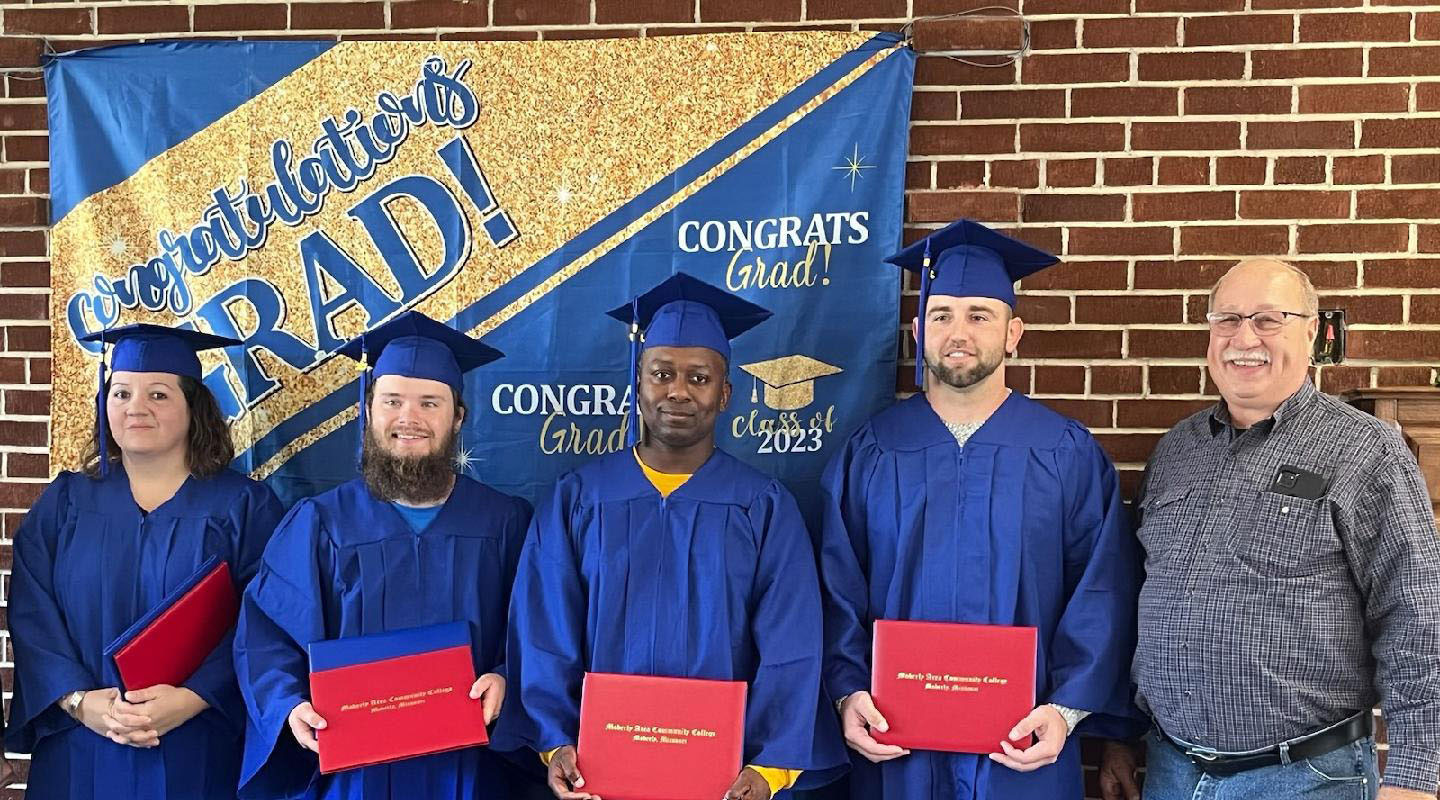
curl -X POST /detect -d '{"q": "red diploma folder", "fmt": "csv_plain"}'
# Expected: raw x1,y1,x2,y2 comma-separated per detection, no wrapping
577,673,747,800
104,556,238,693
870,620,1037,754
308,621,488,774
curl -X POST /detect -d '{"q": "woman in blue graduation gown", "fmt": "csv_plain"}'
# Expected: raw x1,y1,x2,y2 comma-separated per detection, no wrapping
4,325,285,800
233,313,535,800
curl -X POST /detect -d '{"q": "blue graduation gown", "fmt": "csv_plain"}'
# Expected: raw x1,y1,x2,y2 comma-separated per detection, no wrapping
820,393,1142,800
4,466,285,800
233,476,532,800
499,448,847,789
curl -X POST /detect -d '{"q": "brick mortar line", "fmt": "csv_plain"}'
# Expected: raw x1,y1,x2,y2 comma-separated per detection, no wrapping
908,149,1440,158
1017,288,1440,295
1022,322,1440,329
912,115,1440,124
916,78,1440,87
902,218,1440,225
906,185,1440,192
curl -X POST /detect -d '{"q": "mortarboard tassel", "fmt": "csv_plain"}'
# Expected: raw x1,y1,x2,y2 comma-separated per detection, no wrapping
96,341,110,477
624,297,641,448
915,238,933,390
356,339,369,466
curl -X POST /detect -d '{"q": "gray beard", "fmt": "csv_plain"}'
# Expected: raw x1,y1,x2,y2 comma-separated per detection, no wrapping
361,425,458,504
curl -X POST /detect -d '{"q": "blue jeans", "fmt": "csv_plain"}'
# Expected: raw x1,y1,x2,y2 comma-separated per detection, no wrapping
1143,729,1379,800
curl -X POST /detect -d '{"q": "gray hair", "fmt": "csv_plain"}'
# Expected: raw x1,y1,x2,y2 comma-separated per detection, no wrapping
1208,258,1320,316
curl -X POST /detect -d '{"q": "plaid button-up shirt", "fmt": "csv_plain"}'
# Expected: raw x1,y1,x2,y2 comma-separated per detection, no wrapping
1133,379,1440,792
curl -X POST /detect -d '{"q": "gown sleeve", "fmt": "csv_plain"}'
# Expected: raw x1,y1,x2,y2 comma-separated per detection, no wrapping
1045,425,1146,739
817,430,883,702
4,474,96,753
498,476,589,754
179,480,285,737
233,499,330,799
743,481,847,775
488,495,533,683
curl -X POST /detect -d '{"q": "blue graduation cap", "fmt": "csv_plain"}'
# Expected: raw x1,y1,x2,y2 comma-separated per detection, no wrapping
884,218,1059,387
335,311,504,460
605,272,772,447
79,323,243,476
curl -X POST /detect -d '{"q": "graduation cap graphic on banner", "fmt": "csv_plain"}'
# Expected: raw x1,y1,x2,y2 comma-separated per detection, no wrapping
739,355,843,411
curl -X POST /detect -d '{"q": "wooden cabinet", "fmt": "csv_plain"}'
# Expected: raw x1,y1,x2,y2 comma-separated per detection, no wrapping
1345,387,1440,521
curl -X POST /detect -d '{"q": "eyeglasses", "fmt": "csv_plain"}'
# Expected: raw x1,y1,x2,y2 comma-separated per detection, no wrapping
1205,310,1313,335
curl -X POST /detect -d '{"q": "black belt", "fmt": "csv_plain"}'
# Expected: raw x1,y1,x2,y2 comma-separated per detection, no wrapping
1159,711,1373,776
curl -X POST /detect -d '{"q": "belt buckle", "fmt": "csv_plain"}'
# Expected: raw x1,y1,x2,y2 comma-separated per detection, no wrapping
1184,746,1221,764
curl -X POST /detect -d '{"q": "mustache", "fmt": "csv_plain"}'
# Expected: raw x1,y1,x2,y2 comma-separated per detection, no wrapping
1221,348,1270,363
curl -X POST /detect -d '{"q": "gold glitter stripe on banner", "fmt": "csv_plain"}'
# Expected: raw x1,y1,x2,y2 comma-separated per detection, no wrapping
253,404,358,480
254,41,902,481
465,43,903,340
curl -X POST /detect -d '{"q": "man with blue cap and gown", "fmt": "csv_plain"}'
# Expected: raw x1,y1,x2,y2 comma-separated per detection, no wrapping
818,219,1143,800
501,272,847,800
233,311,536,799
5,324,285,799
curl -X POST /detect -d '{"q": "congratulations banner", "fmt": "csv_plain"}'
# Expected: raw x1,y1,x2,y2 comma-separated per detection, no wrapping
46,34,914,512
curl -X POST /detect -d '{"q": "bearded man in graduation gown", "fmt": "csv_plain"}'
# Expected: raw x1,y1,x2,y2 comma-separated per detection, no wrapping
233,312,536,799
500,273,847,800
819,219,1143,800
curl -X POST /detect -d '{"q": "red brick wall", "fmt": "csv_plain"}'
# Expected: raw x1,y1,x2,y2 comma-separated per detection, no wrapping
3,0,1438,796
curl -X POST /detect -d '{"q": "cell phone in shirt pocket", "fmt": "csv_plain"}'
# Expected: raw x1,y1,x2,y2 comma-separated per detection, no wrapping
1268,466,1328,500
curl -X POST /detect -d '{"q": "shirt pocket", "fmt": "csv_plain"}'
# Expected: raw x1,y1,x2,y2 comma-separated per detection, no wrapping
1230,491,1345,579
1136,486,1199,571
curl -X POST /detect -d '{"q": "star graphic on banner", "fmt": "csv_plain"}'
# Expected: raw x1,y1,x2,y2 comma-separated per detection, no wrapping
109,236,128,257
556,184,573,205
832,143,876,192
454,442,477,475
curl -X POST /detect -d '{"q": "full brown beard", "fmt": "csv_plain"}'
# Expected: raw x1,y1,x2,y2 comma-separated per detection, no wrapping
924,344,1004,391
361,424,458,504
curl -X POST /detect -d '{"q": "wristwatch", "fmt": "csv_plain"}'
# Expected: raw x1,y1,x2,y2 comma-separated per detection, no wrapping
63,690,86,719
1046,703,1088,735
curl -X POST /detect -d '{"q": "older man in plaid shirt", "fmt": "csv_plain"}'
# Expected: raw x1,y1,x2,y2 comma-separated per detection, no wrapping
1100,258,1440,800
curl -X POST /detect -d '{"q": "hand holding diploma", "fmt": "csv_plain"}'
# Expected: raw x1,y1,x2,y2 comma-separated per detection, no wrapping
288,700,327,753
839,691,910,763
77,688,153,748
988,704,1066,772
468,672,504,724
110,684,209,746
